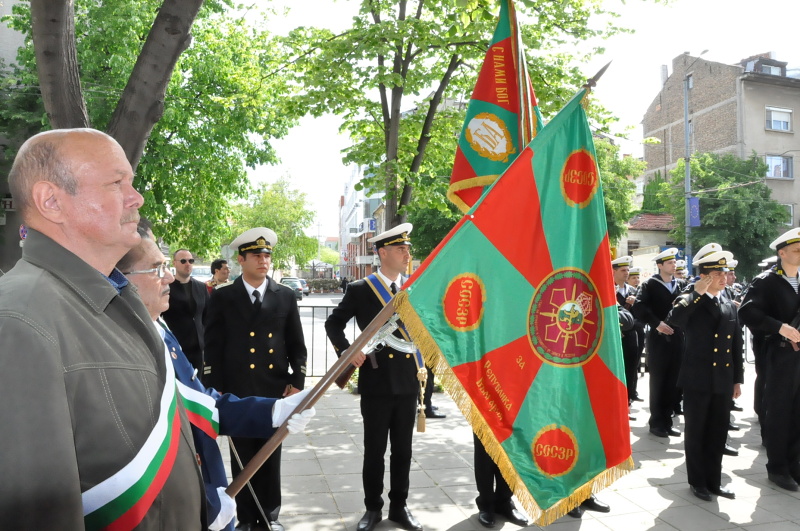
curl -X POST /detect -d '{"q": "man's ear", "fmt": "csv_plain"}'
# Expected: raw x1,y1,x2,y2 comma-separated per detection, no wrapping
30,181,66,223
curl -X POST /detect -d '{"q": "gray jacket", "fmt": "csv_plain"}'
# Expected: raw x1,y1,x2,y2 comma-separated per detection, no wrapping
0,229,204,529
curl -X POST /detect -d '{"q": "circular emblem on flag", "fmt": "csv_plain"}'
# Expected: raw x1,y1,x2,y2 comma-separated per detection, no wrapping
560,148,599,208
442,273,485,332
465,112,516,163
528,269,602,366
531,424,579,477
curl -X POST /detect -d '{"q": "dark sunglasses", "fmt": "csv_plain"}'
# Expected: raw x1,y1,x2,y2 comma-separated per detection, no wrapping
179,258,195,264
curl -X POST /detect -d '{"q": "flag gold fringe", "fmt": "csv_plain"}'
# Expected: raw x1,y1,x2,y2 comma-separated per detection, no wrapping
446,174,501,214
394,290,634,526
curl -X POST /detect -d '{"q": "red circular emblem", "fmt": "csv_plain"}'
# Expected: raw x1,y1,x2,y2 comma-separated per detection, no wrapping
528,269,602,366
531,425,579,477
560,149,599,208
442,273,485,331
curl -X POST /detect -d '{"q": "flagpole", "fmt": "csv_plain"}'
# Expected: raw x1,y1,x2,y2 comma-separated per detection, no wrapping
584,61,612,90
225,300,397,497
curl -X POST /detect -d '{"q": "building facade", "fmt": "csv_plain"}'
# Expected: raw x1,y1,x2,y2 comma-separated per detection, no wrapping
337,165,384,280
642,52,800,225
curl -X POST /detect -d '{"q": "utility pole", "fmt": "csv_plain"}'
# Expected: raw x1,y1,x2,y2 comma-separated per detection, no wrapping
683,50,707,276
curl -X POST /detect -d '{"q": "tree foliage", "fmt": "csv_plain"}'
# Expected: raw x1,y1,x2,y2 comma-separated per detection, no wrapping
640,170,668,213
285,0,630,227
2,1,298,255
658,152,789,279
230,179,318,272
594,137,639,244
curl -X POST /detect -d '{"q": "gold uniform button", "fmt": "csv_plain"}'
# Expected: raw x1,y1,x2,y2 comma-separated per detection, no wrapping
250,348,255,353
389,354,394,359
714,334,719,338
269,333,273,338
727,335,731,339
269,349,274,354
726,363,730,367
727,349,730,353
250,364,255,369
269,364,274,369
713,362,717,366
406,354,411,358
250,332,255,337
714,348,718,352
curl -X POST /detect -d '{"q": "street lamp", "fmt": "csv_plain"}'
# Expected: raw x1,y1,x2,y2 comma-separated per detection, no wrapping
683,50,707,275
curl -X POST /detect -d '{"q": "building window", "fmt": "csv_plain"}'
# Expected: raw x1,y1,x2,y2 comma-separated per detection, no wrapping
687,74,693,90
766,155,793,179
627,240,640,255
762,64,781,76
766,107,792,131
781,204,794,226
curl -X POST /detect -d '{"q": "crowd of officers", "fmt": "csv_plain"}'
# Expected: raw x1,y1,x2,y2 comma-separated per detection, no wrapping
613,227,800,501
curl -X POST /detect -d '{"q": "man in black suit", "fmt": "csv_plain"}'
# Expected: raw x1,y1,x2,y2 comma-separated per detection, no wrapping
632,247,684,438
325,223,424,531
204,227,307,531
162,248,210,375
667,246,743,502
740,227,800,492
612,255,639,418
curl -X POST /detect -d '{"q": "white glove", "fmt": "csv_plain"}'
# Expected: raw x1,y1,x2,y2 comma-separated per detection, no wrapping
208,487,236,531
272,387,312,427
286,408,316,434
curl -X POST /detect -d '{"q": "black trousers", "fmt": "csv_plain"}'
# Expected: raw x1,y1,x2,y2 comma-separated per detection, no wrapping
473,433,512,512
683,389,729,490
423,366,435,411
229,437,282,524
763,346,800,475
752,334,767,422
633,324,646,397
621,331,639,402
361,394,417,511
646,330,683,430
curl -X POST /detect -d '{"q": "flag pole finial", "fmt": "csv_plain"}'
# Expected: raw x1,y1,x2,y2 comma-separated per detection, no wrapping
584,61,612,90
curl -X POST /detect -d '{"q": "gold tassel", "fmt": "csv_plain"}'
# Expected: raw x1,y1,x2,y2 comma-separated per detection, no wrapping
417,407,426,432
394,291,635,525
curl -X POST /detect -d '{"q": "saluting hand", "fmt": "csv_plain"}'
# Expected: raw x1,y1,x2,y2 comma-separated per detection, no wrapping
693,275,713,296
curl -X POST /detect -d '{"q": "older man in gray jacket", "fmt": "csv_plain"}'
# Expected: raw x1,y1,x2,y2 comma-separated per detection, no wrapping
0,129,204,529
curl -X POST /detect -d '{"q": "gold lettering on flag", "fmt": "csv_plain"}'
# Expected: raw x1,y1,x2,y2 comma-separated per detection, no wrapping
443,273,486,331
532,425,579,477
465,113,515,163
560,149,600,208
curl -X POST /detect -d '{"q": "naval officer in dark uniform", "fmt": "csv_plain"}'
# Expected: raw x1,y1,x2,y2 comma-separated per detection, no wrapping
325,223,423,531
204,227,308,531
612,255,639,414
632,248,684,438
739,227,800,491
667,246,743,501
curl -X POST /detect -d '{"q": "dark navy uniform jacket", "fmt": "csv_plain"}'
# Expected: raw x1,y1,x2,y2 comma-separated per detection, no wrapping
667,290,744,393
161,323,277,529
325,278,419,396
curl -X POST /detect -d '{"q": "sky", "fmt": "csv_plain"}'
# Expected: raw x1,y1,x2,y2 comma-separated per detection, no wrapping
250,0,800,239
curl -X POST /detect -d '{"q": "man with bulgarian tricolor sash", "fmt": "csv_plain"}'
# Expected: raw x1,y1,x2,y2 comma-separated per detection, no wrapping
0,129,205,529
119,222,316,530
325,223,425,531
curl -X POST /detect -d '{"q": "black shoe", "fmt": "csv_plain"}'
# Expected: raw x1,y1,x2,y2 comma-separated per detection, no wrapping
425,409,446,419
268,521,285,531
723,444,738,457
566,506,584,518
768,472,799,492
728,422,740,431
581,495,610,513
633,396,644,402
629,415,637,421
649,427,669,438
710,486,735,499
667,427,682,437
388,506,423,531
357,510,382,531
690,485,712,501
477,510,495,528
496,501,529,527
731,402,744,412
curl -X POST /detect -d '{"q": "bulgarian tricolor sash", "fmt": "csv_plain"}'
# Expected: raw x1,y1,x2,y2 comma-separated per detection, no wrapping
177,381,220,439
82,342,182,531
396,89,632,524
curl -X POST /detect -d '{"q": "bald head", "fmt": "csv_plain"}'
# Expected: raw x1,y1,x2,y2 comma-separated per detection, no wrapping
8,128,145,274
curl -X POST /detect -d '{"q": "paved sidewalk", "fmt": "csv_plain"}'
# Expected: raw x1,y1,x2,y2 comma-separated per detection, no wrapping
222,360,800,530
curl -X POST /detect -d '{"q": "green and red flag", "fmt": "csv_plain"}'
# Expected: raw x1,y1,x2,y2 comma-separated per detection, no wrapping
396,89,632,524
447,0,544,213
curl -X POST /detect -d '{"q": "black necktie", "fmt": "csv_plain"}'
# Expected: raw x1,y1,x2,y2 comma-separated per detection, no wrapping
252,290,261,311
390,282,398,295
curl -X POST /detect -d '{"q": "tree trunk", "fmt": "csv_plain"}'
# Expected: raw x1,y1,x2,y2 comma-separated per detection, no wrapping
30,0,89,129
106,0,205,170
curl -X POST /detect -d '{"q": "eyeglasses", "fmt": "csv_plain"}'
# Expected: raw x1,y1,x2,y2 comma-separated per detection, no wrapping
123,263,170,278
178,258,195,264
